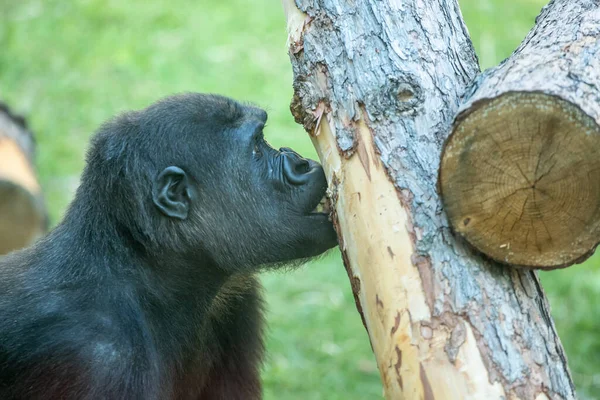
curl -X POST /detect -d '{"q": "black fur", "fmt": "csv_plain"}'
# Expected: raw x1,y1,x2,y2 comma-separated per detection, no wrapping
0,93,337,399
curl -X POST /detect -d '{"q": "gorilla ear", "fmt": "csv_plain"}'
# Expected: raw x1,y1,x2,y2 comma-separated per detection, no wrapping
152,166,191,220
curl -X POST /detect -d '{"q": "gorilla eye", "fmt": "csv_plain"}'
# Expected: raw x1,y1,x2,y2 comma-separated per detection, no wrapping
253,142,261,156
253,135,263,157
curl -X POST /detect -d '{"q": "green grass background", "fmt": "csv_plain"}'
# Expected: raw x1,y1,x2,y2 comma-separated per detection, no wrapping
1,0,598,398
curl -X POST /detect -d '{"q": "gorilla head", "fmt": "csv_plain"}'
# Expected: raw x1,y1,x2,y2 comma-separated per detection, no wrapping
81,93,337,271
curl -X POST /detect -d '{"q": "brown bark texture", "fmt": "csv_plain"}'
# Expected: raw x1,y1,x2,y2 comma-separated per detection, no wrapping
0,103,47,255
282,0,576,399
440,0,600,269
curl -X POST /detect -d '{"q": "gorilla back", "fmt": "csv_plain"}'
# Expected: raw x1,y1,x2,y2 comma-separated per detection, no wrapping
0,93,337,400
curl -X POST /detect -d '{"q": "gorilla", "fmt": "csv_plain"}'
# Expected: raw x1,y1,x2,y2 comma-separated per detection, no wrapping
0,93,338,399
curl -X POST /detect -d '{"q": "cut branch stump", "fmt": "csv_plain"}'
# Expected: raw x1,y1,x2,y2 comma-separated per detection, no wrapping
0,103,47,255
440,0,600,269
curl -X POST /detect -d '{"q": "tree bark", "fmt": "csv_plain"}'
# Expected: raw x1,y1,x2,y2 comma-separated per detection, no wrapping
282,0,575,399
440,0,600,269
0,102,47,255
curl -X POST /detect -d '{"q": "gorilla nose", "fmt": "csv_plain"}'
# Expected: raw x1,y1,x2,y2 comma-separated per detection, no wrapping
280,147,314,185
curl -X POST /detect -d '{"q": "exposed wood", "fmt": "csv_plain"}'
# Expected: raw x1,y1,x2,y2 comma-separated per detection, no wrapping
0,104,47,255
440,0,600,269
282,0,575,399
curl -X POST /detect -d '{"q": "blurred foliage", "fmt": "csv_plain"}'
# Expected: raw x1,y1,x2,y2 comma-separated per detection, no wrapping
0,0,597,398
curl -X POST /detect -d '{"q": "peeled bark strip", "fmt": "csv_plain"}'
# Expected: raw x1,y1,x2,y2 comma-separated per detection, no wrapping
282,0,575,399
440,0,600,269
0,103,47,255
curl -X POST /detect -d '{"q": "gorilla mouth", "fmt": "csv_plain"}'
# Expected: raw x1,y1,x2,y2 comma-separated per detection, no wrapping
311,195,332,216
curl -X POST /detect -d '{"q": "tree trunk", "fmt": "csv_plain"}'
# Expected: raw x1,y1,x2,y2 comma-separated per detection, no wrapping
282,0,575,399
440,0,600,269
0,103,47,255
